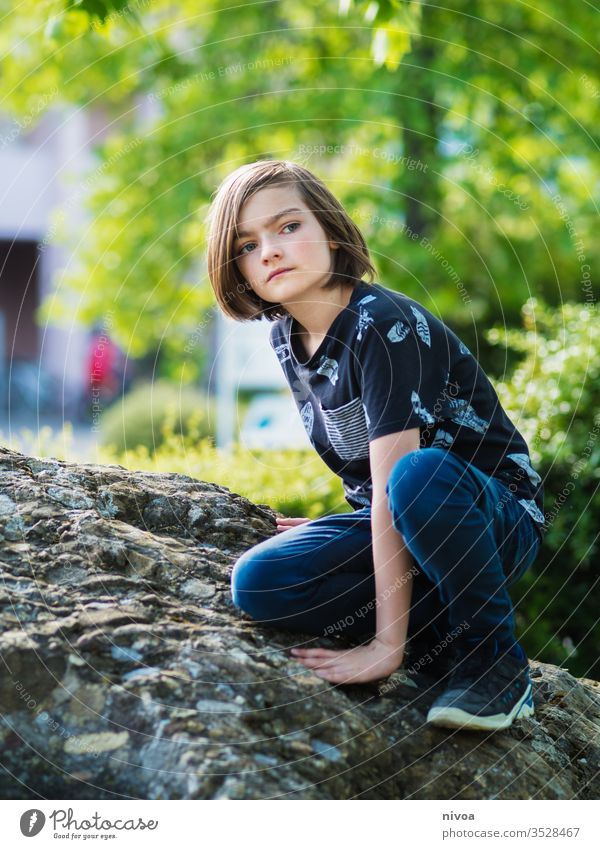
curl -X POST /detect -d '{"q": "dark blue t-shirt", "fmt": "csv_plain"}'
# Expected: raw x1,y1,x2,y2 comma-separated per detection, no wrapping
269,280,545,538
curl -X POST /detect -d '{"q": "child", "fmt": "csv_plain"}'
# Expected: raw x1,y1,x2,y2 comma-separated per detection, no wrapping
206,159,544,731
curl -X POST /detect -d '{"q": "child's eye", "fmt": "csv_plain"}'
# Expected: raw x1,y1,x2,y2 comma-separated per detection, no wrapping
237,222,300,256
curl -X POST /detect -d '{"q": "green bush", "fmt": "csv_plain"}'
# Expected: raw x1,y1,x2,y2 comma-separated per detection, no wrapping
100,418,347,519
488,299,600,678
99,380,215,453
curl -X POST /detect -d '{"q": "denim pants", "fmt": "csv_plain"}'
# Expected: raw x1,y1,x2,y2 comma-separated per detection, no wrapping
230,448,541,650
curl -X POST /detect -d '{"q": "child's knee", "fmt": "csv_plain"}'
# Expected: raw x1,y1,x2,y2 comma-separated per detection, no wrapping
385,448,462,527
386,449,419,495
231,556,255,613
230,552,271,618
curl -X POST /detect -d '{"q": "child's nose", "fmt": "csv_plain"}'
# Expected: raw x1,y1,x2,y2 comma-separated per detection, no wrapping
261,238,282,262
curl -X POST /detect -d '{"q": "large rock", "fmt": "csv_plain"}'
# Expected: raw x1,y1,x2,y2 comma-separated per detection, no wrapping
0,445,598,799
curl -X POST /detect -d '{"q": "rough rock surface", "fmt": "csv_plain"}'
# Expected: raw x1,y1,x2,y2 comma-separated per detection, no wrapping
0,446,599,800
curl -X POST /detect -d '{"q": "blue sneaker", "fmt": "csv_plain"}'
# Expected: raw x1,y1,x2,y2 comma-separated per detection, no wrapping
426,637,535,731
401,635,455,690
378,630,455,697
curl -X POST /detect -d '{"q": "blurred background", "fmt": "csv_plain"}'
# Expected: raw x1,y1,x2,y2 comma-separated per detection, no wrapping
0,0,598,676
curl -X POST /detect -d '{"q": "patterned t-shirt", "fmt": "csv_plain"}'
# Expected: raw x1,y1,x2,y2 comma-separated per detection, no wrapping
269,280,545,538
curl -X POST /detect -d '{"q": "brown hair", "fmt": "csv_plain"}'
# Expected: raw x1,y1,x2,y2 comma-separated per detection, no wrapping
205,159,376,321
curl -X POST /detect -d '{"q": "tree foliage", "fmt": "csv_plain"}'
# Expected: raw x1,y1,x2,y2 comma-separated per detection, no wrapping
1,0,598,377
488,299,600,677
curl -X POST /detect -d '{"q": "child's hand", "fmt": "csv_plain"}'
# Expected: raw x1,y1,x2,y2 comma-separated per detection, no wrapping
290,638,404,684
275,516,311,533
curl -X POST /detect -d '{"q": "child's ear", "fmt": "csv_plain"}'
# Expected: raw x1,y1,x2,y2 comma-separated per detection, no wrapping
329,241,340,250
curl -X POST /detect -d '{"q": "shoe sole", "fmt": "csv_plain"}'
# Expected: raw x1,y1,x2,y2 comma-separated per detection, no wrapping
426,683,535,731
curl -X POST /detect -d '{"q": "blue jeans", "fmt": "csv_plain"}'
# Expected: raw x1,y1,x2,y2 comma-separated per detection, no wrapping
230,448,541,649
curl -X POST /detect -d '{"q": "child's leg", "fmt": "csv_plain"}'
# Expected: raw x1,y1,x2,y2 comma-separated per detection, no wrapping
385,447,540,652
385,447,541,729
231,507,448,641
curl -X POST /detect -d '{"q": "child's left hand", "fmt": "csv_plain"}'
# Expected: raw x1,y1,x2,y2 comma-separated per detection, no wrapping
290,638,404,684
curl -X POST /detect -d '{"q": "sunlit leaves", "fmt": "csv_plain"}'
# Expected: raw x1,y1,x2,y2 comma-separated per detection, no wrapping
2,0,598,376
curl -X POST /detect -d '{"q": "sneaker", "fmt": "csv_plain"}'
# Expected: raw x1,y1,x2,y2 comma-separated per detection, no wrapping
426,637,535,731
377,633,455,697
402,636,455,690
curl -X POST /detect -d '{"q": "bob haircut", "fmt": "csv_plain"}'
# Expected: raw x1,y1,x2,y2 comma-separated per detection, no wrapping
206,159,376,321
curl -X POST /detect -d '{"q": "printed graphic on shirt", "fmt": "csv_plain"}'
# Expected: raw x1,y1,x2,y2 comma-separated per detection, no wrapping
300,401,314,438
356,306,375,341
507,453,542,486
362,403,371,428
357,294,377,306
274,342,292,364
290,377,312,405
432,429,455,449
410,305,431,348
387,320,410,343
518,498,546,525
344,481,372,507
442,398,489,434
316,356,339,385
321,396,370,460
459,341,471,357
411,391,436,426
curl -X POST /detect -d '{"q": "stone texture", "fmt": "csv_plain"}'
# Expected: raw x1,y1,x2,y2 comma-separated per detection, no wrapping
0,445,599,800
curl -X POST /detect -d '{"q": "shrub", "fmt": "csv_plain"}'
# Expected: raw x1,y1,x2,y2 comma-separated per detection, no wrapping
100,416,348,519
99,380,215,453
488,299,600,678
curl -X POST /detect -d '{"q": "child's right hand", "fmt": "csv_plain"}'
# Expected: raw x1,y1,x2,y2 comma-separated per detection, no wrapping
275,516,311,532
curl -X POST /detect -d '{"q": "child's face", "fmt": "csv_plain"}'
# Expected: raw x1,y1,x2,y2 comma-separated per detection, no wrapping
234,185,339,306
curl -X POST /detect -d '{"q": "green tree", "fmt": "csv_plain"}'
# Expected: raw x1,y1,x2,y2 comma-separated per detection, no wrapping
1,0,597,376
488,299,600,677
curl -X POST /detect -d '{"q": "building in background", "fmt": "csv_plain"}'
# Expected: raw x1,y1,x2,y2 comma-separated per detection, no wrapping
212,311,310,450
0,104,309,450
0,106,100,418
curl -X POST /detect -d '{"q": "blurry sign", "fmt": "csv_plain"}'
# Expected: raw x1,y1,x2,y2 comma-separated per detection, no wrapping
215,312,293,448
223,315,288,388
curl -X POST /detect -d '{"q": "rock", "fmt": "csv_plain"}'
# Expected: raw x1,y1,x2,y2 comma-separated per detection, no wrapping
64,732,130,756
0,445,599,800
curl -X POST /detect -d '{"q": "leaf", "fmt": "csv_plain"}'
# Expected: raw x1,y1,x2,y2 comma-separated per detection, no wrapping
371,24,412,69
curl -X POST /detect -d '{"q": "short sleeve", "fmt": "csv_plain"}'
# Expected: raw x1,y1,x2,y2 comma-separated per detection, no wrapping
353,313,443,442
269,319,292,366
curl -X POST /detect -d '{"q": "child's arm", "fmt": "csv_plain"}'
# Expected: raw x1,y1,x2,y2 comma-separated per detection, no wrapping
369,428,419,656
291,429,420,684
